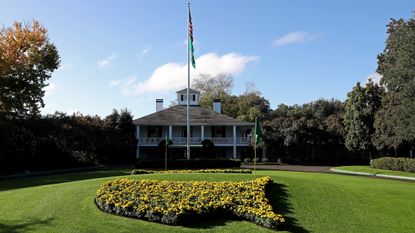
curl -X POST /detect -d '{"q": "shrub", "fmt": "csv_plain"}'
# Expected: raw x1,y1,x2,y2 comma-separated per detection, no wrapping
244,158,251,163
370,157,415,173
95,177,285,230
135,158,241,169
130,169,252,175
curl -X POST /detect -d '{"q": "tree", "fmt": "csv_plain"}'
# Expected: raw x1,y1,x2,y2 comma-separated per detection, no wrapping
192,73,233,109
118,108,135,139
0,20,60,117
344,81,382,159
373,18,415,152
105,109,120,128
236,91,271,122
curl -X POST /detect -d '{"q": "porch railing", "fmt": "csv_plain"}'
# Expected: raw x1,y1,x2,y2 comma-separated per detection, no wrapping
139,137,250,145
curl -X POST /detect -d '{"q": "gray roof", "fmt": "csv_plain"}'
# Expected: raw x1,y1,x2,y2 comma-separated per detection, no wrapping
133,105,254,126
176,88,200,94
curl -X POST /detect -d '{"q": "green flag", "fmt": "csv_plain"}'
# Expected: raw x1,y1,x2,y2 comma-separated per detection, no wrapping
165,131,169,146
254,117,263,145
189,8,196,68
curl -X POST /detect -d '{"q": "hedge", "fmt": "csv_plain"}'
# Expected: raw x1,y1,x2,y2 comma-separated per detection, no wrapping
131,169,252,175
95,177,285,230
370,157,415,173
135,158,241,169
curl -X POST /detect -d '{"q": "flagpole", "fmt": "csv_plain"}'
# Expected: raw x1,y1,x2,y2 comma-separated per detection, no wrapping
165,142,168,171
165,131,168,171
254,138,257,179
186,1,191,160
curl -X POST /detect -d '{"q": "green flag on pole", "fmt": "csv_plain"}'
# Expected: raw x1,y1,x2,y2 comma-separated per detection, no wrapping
165,131,169,146
254,117,263,145
189,8,196,68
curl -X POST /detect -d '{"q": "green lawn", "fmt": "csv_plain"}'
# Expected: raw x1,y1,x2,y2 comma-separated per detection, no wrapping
334,165,415,178
1,169,415,233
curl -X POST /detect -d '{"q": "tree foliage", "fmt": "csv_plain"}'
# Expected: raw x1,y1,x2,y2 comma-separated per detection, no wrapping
193,74,270,121
0,20,60,117
0,109,136,175
374,18,415,150
343,81,382,155
192,73,233,109
263,99,345,162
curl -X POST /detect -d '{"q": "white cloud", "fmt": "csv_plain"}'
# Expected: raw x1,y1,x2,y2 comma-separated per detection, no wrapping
98,54,118,68
366,72,382,84
109,52,258,95
109,76,138,95
44,83,56,97
273,31,316,47
138,46,152,56
109,80,122,87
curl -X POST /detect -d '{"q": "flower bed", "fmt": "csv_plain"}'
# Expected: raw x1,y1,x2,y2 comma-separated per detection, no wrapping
131,168,252,175
95,176,284,230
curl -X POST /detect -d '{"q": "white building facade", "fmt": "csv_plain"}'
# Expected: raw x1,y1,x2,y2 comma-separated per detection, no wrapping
133,88,254,159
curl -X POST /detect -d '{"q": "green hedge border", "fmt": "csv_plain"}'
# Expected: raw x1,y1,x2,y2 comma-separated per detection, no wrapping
371,157,415,173
135,159,241,169
131,169,252,175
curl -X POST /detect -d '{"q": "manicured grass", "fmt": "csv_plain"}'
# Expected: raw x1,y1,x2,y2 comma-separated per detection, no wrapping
1,169,415,233
335,165,415,178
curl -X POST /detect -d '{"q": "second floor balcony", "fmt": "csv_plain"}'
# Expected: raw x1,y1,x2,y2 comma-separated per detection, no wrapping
139,137,250,146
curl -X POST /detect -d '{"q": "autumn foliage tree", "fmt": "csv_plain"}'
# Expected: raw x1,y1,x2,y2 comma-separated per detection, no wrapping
0,20,60,117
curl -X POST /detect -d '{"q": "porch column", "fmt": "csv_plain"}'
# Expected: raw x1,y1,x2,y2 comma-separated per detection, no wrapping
233,125,237,159
201,125,205,141
136,125,140,159
168,125,172,140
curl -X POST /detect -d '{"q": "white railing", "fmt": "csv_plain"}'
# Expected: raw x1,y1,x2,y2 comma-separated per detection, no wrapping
139,137,164,144
237,137,250,144
171,137,201,144
211,137,233,144
139,137,250,145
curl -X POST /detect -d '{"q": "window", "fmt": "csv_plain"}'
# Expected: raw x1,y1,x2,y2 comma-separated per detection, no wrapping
181,95,184,101
181,126,193,137
217,126,226,137
148,126,162,137
193,95,195,101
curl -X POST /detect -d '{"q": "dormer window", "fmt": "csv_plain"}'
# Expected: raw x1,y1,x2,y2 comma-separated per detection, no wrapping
176,88,200,106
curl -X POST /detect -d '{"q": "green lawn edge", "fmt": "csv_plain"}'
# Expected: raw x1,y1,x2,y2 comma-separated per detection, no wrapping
333,165,415,178
1,169,415,233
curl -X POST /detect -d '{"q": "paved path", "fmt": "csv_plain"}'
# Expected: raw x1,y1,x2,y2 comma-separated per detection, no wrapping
241,164,415,182
241,164,333,173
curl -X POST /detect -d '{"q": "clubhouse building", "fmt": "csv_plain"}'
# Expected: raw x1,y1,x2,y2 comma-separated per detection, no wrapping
133,88,254,159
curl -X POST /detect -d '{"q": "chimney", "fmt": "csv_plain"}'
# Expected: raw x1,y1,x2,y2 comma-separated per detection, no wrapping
156,99,163,112
213,99,221,113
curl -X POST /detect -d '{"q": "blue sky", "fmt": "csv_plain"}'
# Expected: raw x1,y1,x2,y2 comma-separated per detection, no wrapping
1,0,414,118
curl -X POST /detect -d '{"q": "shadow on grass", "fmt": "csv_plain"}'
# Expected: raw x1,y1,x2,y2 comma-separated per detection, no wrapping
0,218,54,233
0,168,132,191
267,183,310,233
180,216,232,229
